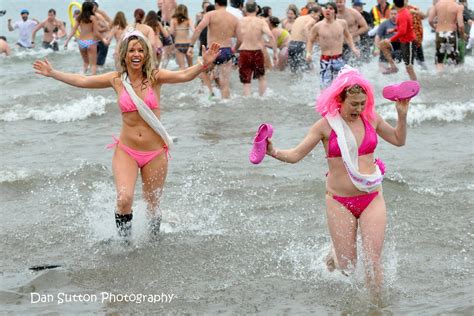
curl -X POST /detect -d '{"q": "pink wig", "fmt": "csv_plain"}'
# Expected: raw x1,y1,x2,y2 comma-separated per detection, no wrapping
316,67,376,122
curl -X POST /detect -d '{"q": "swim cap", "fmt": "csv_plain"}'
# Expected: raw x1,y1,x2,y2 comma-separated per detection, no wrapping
20,9,29,15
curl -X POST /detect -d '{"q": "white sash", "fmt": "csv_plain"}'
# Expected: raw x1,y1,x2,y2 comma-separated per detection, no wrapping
121,73,173,149
326,113,383,192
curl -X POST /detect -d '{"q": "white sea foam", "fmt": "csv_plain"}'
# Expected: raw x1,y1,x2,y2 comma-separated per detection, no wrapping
0,168,31,183
377,101,474,125
0,94,113,123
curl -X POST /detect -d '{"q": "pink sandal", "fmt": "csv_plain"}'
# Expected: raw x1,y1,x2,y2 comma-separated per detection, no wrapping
382,80,420,101
249,123,273,164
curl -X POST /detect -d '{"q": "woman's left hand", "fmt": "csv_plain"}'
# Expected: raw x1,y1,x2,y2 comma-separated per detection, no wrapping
395,99,410,116
202,42,221,67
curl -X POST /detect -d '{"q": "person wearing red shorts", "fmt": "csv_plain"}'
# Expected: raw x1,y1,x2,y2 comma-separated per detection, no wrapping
234,1,277,96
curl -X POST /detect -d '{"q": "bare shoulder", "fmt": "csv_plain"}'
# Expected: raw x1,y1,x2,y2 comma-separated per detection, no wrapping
312,117,332,137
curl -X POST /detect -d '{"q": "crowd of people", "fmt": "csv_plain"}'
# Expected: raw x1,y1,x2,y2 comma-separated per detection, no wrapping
1,0,472,300
2,0,472,94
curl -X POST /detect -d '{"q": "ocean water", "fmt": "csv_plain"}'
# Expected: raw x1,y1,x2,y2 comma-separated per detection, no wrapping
1,0,473,314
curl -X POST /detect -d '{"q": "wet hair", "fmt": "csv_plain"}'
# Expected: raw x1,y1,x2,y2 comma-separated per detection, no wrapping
326,2,338,14
134,8,145,23
393,0,405,8
112,11,127,30
119,35,157,87
144,10,159,31
246,2,257,13
0,36,7,41
261,6,272,17
48,9,56,15
78,2,94,24
269,16,280,27
316,68,376,122
215,0,228,7
206,4,216,12
230,0,243,8
172,4,189,24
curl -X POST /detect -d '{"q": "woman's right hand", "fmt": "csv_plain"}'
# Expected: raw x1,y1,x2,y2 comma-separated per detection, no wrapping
33,58,54,77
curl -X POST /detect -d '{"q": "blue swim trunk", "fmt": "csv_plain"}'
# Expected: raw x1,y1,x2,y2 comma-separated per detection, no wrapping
214,47,233,65
320,54,345,88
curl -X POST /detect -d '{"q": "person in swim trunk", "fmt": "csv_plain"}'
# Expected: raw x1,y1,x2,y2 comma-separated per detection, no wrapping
306,3,360,88
265,68,412,298
234,1,277,96
34,29,221,241
189,0,239,99
379,0,417,80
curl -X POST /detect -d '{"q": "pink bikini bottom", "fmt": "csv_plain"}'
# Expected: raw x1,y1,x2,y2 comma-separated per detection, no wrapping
331,191,379,218
108,137,169,168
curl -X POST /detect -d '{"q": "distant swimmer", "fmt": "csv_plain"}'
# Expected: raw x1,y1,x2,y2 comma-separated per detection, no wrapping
264,67,415,299
287,6,322,74
0,36,11,56
31,9,66,51
105,11,128,71
190,0,239,99
268,16,290,71
91,1,111,69
234,1,277,96
169,4,195,70
34,29,221,241
64,2,106,75
306,3,360,88
428,0,466,72
0,10,6,17
379,0,418,80
7,9,39,49
336,0,369,65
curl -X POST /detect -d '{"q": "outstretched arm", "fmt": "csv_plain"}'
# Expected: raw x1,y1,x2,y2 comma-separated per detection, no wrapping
266,119,325,164
33,58,116,89
343,21,360,58
157,42,220,84
375,100,410,146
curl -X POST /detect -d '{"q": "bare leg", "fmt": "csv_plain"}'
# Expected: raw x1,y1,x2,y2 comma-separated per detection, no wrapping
79,48,89,73
175,50,186,70
243,83,251,96
218,62,233,99
141,151,168,235
258,76,267,96
406,65,417,81
112,147,139,215
325,195,358,273
87,44,98,75
199,71,213,96
359,194,387,298
379,41,398,71
185,54,193,68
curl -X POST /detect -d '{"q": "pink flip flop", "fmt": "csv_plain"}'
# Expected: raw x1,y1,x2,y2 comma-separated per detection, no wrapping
382,80,420,101
249,123,273,164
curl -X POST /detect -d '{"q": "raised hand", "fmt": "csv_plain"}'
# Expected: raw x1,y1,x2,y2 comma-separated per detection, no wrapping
202,42,221,66
33,58,54,77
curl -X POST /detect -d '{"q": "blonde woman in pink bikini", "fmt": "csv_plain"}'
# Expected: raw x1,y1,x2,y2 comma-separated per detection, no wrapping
34,29,220,241
265,68,415,297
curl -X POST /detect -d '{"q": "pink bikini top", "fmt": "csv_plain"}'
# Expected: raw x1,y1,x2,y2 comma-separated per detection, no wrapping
119,86,159,113
327,116,377,158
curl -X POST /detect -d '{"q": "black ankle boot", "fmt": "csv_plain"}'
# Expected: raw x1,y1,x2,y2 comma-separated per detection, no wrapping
115,213,133,238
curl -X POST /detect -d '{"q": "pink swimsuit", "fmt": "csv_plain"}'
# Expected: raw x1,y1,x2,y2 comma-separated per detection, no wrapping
108,86,169,168
327,116,380,218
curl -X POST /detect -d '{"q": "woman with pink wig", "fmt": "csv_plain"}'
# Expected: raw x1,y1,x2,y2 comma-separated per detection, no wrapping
266,68,411,296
